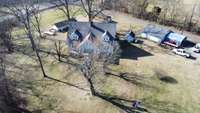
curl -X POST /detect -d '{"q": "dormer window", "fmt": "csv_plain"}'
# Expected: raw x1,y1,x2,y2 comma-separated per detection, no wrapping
70,30,81,41
102,31,111,42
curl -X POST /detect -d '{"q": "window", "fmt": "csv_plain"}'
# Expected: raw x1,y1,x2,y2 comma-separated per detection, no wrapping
70,30,80,41
70,34,79,40
104,36,110,42
102,31,111,42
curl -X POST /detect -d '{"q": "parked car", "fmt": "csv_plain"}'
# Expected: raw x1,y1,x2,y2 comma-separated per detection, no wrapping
191,43,200,53
172,48,191,58
43,29,56,36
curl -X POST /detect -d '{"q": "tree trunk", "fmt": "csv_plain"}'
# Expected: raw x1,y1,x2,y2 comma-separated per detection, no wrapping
64,0,70,20
26,10,47,77
188,3,197,31
54,41,62,61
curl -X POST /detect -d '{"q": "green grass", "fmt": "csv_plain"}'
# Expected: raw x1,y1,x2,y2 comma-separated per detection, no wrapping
13,6,85,36
40,9,66,28
39,6,85,28
9,5,200,113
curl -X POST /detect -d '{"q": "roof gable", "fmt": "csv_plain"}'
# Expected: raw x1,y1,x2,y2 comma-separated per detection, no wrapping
77,32,96,48
67,22,117,39
77,32,99,54
67,21,117,54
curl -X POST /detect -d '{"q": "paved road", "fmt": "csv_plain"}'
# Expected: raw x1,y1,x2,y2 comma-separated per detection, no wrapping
0,0,80,23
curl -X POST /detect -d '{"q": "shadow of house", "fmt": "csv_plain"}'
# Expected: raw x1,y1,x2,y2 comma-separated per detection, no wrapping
119,40,153,60
181,40,196,48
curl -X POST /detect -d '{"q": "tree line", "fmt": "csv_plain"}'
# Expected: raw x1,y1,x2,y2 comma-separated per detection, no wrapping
104,0,200,35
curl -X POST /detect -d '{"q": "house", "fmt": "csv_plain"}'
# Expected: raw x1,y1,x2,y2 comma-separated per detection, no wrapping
67,21,117,55
141,24,172,43
141,24,187,47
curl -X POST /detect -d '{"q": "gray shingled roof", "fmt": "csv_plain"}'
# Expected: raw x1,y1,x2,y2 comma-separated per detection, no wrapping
142,24,172,40
67,21,117,40
54,20,69,28
67,21,117,54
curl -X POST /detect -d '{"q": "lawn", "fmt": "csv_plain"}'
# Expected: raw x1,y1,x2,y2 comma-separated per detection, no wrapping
7,6,200,113
39,6,85,28
118,40,200,113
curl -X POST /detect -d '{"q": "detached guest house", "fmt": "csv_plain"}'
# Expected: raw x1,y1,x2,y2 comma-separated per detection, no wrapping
141,24,187,47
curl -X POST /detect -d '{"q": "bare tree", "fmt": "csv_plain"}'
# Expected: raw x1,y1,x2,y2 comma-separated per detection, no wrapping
187,2,198,31
51,0,71,19
168,0,183,23
138,0,148,18
32,7,43,39
2,0,47,77
78,42,149,112
198,2,200,20
158,0,171,24
0,20,14,53
80,0,105,23
54,40,64,61
80,41,121,87
51,0,82,20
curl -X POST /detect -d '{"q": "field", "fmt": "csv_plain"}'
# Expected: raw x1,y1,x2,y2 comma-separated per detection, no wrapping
6,7,200,113
183,0,200,4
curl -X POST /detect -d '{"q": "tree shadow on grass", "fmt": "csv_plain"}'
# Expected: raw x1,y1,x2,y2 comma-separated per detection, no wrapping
142,97,185,113
94,92,149,113
105,71,160,90
44,76,89,91
0,58,32,113
103,71,179,113
12,43,150,113
155,70,178,84
159,76,178,84
10,45,88,92
14,44,38,60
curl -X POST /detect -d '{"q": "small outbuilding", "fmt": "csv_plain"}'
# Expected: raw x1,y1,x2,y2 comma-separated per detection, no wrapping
125,31,136,43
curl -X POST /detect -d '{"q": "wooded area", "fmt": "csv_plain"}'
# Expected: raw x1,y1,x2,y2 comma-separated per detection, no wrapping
104,0,200,34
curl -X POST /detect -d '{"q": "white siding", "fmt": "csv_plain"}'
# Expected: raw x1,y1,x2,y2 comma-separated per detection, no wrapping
141,33,162,43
